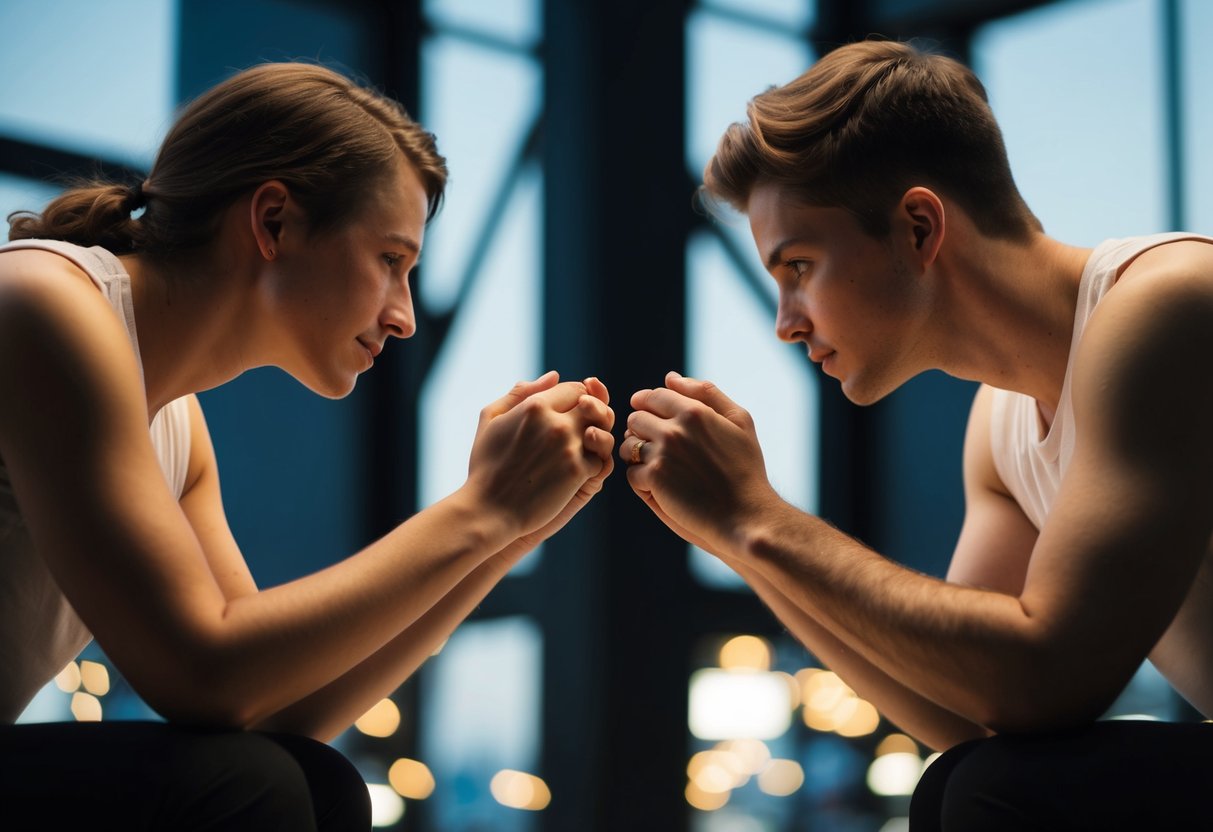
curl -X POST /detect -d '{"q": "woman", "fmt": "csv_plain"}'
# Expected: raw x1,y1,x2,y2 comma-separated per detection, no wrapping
0,62,614,830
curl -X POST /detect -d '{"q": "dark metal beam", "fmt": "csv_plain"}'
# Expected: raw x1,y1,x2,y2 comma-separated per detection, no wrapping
865,0,1058,33
0,136,145,186
541,1,694,829
1161,0,1186,233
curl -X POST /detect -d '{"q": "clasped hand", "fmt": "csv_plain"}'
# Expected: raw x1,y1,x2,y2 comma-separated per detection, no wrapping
466,369,775,556
467,371,615,540
621,371,778,556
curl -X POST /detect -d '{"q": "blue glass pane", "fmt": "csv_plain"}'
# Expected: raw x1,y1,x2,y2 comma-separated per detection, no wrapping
698,0,815,31
421,616,543,832
686,8,812,299
0,0,176,168
421,36,542,312
1182,0,1213,233
424,0,540,48
419,166,543,575
0,175,61,234
686,232,818,589
686,10,813,179
973,0,1167,246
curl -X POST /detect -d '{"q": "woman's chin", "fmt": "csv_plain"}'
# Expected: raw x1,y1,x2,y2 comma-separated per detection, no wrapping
293,369,359,400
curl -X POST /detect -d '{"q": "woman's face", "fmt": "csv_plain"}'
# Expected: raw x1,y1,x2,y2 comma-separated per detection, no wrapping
269,158,429,399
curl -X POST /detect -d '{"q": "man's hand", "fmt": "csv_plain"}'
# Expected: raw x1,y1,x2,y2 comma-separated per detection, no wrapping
621,371,781,555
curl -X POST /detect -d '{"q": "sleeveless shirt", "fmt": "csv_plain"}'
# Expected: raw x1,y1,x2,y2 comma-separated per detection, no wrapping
988,232,1213,530
0,239,192,723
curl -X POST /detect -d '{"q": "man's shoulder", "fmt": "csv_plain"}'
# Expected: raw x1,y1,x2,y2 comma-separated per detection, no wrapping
1082,235,1213,343
1071,237,1213,422
1113,235,1213,294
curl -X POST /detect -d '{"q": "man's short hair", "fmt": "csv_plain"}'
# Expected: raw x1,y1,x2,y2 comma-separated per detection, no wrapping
702,38,1040,239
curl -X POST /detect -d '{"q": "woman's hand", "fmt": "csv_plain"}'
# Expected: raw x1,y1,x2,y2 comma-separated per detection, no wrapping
505,376,615,557
466,371,615,538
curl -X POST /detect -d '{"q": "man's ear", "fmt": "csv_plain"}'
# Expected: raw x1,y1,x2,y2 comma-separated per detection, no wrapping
249,181,291,261
899,186,945,268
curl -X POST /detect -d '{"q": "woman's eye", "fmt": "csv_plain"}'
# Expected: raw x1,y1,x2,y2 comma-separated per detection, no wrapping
383,253,404,268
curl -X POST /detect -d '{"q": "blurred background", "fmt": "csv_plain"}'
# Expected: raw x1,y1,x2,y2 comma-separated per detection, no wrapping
2,0,1210,829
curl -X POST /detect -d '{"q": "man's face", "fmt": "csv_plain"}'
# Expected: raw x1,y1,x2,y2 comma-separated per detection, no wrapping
747,182,929,405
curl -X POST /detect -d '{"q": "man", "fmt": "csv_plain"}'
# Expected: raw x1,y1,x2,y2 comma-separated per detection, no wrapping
622,38,1213,829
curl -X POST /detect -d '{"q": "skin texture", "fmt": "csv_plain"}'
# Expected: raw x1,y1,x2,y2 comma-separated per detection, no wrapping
623,182,1213,750
0,155,615,741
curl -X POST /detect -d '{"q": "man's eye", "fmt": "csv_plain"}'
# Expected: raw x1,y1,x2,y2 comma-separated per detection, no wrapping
786,259,811,277
384,254,404,267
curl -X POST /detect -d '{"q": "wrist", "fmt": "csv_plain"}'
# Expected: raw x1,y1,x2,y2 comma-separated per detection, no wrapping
443,484,522,553
734,493,801,564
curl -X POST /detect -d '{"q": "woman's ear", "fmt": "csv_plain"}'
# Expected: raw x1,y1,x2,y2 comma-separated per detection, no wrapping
898,186,945,268
249,181,290,261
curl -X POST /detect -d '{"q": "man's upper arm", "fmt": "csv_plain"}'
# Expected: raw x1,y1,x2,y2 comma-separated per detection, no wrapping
947,384,1039,595
1013,254,1213,720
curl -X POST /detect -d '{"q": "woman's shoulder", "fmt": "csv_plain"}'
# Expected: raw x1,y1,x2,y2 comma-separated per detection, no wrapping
0,242,103,299
0,244,141,416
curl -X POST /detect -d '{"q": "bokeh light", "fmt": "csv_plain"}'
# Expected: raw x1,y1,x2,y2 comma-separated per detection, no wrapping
55,661,81,693
867,751,924,796
79,660,110,696
355,698,401,738
719,635,771,672
70,691,102,721
490,769,551,811
389,758,436,800
367,783,405,827
757,758,805,797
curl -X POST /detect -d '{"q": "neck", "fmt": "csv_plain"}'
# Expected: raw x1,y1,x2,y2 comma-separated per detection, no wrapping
121,248,263,417
925,223,1092,415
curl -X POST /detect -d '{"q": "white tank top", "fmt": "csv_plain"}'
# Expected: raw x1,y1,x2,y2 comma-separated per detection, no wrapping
0,239,192,723
989,232,1213,530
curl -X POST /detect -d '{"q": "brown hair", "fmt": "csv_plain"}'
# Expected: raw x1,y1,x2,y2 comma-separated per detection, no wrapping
702,38,1039,239
8,61,448,256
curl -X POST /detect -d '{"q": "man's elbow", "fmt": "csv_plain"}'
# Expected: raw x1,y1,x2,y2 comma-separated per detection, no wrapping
975,678,1118,736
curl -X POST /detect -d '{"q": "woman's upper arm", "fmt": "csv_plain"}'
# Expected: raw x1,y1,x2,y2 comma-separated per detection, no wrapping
178,395,258,600
947,383,1039,594
0,257,229,717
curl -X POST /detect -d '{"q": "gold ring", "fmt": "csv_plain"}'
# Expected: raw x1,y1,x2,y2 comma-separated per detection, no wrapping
631,439,646,465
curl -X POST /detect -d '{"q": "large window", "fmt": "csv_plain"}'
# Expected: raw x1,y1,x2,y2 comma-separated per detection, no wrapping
2,0,178,728
974,0,1168,244
4,2,1210,829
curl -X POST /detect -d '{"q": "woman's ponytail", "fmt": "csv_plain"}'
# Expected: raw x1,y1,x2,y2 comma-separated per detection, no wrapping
8,180,148,253
7,61,446,260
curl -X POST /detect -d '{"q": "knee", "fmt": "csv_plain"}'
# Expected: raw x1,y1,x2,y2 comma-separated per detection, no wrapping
933,736,1039,831
163,730,320,830
260,733,371,832
908,739,984,832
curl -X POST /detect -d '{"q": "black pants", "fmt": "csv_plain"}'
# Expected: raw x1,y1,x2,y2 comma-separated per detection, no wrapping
0,721,370,831
910,720,1213,830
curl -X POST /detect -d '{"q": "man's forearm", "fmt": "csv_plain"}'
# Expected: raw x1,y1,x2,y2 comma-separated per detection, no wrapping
720,551,989,750
733,502,1053,731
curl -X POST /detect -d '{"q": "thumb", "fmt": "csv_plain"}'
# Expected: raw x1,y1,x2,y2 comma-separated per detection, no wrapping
481,370,560,419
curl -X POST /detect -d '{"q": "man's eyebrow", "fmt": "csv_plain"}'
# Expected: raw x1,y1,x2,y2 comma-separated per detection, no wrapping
386,232,421,255
765,238,811,270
